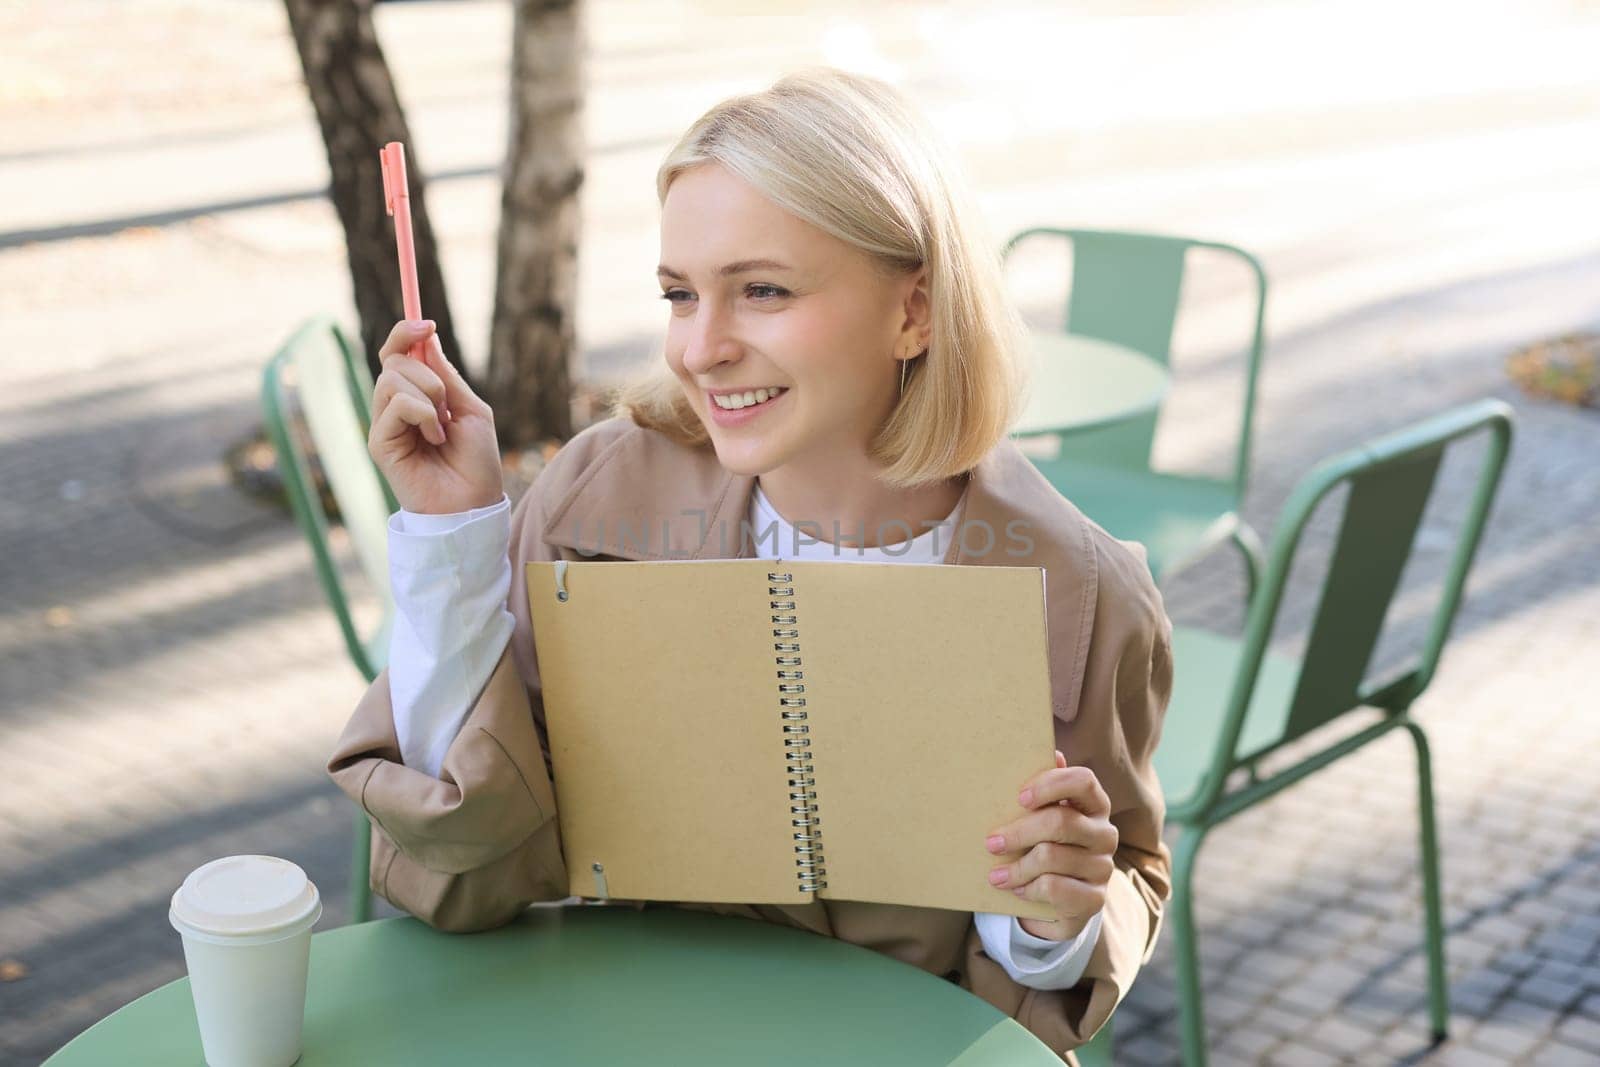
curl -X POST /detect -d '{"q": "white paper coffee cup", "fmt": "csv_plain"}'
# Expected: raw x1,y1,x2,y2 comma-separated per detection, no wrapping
169,855,322,1067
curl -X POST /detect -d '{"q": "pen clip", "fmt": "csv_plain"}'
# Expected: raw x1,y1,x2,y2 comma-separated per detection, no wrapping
380,142,407,217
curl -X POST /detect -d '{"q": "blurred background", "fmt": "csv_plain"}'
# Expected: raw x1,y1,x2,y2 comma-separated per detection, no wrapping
2,1,1597,1064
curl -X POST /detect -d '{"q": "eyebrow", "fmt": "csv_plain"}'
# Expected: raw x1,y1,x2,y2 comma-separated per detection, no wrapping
656,259,793,281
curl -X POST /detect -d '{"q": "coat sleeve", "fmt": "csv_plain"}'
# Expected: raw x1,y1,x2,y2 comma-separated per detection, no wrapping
325,483,573,933
962,531,1175,1056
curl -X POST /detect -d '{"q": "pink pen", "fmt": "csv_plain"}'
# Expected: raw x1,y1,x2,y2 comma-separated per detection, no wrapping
380,142,426,362
381,142,450,432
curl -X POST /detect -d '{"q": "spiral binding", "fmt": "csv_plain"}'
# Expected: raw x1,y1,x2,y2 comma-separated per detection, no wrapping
770,571,826,892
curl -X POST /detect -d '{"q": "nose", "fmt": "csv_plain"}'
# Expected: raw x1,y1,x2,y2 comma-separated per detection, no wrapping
678,299,742,378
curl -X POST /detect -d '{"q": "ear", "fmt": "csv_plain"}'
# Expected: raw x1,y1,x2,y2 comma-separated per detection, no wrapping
897,268,932,355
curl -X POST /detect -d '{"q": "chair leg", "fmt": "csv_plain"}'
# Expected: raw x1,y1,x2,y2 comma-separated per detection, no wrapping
1229,522,1266,608
349,808,373,925
1171,826,1209,1067
1402,719,1450,1043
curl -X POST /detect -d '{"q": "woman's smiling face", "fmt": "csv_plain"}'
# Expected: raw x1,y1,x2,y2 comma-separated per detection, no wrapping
657,163,920,480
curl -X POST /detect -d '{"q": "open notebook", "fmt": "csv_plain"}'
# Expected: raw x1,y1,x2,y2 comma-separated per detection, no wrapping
525,558,1057,922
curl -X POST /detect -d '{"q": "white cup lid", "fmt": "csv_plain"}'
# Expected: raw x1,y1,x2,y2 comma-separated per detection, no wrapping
170,855,321,939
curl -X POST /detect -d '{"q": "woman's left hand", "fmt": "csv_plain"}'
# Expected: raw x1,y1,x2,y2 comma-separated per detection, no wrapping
985,751,1119,942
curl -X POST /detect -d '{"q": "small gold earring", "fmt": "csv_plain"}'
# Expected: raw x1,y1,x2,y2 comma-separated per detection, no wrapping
900,357,908,397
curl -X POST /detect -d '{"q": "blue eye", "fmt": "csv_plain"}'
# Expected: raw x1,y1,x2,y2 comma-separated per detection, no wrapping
659,285,789,305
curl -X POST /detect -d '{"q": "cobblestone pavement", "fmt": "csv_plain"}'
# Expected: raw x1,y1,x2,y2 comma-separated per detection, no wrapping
3,2,1598,1064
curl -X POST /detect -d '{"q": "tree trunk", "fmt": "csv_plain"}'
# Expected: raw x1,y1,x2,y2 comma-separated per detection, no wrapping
280,0,468,386
487,0,586,449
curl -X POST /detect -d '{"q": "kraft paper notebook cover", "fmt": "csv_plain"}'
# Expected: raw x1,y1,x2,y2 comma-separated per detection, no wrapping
525,558,1057,923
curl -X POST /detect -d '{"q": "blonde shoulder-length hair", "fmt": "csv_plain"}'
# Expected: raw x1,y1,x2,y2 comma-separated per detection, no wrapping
611,67,1028,490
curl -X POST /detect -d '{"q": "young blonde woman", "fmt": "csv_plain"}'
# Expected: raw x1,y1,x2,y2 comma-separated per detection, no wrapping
329,69,1173,1060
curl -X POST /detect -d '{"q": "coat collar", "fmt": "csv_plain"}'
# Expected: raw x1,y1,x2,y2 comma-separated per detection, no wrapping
538,421,1100,723
539,421,1095,573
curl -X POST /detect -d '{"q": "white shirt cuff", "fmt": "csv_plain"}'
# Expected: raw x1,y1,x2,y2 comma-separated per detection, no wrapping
973,910,1103,991
387,495,516,777
392,493,512,541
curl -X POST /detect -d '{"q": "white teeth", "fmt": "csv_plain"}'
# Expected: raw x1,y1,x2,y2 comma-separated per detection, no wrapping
713,387,786,410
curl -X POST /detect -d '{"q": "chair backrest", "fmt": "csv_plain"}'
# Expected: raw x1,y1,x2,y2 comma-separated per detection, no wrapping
1002,227,1268,492
1193,399,1514,810
261,316,398,681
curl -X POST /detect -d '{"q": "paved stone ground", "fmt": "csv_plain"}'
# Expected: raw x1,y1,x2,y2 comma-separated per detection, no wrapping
3,2,1599,1064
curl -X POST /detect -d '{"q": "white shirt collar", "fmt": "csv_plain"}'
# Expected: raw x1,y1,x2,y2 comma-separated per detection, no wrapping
749,483,959,564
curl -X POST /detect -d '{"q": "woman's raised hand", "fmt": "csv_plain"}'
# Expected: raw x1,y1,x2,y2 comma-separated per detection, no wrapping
368,320,505,515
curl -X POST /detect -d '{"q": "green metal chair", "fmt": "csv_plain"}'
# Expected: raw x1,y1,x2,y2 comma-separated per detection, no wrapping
1003,228,1269,599
261,315,399,924
1151,399,1513,1064
1074,1020,1113,1067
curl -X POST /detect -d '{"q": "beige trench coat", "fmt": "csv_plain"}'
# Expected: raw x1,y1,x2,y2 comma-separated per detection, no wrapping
327,416,1174,1063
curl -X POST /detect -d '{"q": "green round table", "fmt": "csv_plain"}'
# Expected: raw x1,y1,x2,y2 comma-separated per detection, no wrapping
1013,331,1169,438
45,906,1059,1065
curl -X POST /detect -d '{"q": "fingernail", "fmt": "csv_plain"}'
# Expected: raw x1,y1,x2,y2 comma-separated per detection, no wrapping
985,835,1005,854
1012,887,1026,897
1019,789,1034,807
988,868,1009,886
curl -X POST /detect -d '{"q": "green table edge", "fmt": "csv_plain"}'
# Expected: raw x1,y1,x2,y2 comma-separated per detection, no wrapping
1014,331,1170,438
45,907,1062,1066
